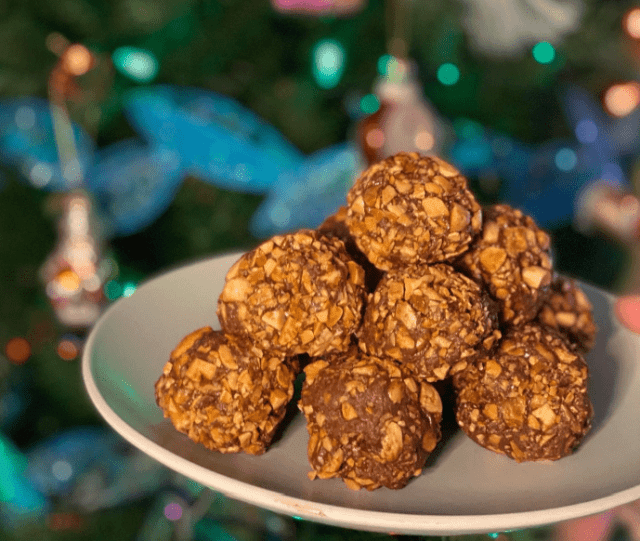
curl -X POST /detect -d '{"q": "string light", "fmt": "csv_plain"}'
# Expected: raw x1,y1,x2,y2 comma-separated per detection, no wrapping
437,63,460,86
365,127,385,149
312,39,345,89
575,119,598,143
45,32,70,56
104,280,122,300
603,82,640,117
51,460,73,482
15,106,36,131
56,338,79,361
164,502,183,521
29,162,54,188
54,269,81,293
360,93,380,114
121,282,137,297
414,130,435,151
555,148,577,171
62,44,93,76
377,54,393,75
624,8,640,38
383,56,408,82
532,41,555,64
5,337,31,365
112,46,159,83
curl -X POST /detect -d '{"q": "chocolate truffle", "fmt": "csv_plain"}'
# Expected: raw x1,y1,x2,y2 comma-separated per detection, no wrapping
457,204,553,326
454,324,593,462
299,350,442,490
537,276,597,353
358,263,500,382
318,205,384,292
155,327,298,454
217,229,366,357
345,152,482,271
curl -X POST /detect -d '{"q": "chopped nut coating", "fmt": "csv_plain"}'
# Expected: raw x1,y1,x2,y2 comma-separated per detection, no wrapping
345,152,482,271
537,276,597,353
155,327,298,455
217,229,366,357
299,349,442,490
457,204,553,326
318,205,384,292
454,323,592,462
359,263,500,381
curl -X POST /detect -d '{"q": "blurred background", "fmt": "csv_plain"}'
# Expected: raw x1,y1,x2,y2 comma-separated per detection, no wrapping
2,0,640,539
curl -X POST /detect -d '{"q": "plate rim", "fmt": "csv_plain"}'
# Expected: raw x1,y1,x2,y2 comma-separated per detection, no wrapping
81,254,640,535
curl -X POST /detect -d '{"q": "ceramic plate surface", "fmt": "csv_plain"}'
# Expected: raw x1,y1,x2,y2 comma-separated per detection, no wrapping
82,251,640,535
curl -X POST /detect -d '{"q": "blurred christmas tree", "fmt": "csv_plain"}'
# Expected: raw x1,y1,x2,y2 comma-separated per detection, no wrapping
1,0,639,539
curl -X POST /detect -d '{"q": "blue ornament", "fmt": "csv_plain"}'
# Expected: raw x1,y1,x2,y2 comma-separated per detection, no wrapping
250,142,363,237
123,85,304,194
86,139,184,236
0,97,94,191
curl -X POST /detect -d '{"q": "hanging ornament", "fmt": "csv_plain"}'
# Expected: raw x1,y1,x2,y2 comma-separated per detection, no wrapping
356,57,450,166
40,191,112,328
459,0,583,57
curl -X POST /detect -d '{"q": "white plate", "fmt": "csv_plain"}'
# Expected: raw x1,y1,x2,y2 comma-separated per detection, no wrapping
82,251,640,536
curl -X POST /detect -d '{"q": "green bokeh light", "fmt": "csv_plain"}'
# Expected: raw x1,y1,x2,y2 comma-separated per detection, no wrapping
532,41,555,64
377,54,392,76
312,39,345,89
121,282,137,297
104,280,122,300
437,63,460,86
360,93,380,115
112,46,159,83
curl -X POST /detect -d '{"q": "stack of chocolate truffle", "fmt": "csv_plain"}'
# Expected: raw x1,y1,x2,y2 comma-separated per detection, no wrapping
155,151,596,492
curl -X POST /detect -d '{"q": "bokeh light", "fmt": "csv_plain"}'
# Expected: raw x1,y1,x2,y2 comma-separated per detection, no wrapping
29,162,54,188
121,282,137,297
51,460,73,482
555,148,578,171
164,502,183,521
383,56,408,82
365,127,385,149
437,63,460,86
56,338,79,361
63,44,93,76
55,269,81,293
104,280,122,300
5,337,31,365
112,46,159,83
45,32,70,56
532,41,555,64
360,94,380,115
312,39,345,89
624,8,640,38
377,54,393,76
15,106,36,131
414,130,435,151
602,162,625,183
575,119,598,143
603,82,640,117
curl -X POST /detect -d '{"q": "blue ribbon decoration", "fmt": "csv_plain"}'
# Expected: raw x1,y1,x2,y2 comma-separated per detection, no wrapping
0,97,94,191
123,85,304,195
